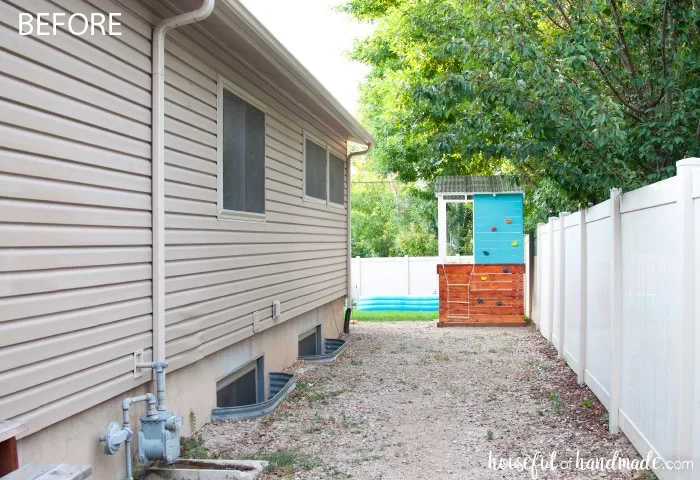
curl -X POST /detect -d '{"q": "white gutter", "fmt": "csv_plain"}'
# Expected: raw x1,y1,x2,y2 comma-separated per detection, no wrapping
152,0,215,363
346,144,373,305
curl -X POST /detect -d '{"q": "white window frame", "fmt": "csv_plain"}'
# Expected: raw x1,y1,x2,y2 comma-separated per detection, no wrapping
302,130,346,210
217,75,267,222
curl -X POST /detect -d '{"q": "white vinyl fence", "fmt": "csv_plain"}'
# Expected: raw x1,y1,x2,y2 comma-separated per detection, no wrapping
350,256,444,302
531,158,700,479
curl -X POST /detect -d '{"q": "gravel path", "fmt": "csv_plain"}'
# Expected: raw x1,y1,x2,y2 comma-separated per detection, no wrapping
199,321,645,479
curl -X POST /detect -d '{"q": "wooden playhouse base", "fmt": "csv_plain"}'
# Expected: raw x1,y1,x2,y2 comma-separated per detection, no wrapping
437,263,526,327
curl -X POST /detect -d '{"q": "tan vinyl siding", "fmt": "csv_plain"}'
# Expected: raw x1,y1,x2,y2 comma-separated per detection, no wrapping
0,0,153,436
1,0,350,439
157,27,348,371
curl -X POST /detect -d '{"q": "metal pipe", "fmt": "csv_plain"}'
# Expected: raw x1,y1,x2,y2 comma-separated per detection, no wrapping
118,393,155,480
151,0,215,364
153,362,168,411
345,143,373,310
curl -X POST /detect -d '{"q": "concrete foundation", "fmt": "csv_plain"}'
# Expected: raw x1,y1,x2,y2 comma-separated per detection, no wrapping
16,297,345,479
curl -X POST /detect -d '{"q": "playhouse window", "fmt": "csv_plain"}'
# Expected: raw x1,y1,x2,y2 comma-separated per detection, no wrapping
216,357,264,407
298,326,322,357
217,78,266,220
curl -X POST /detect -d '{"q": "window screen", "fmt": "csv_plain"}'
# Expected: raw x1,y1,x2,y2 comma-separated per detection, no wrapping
305,139,327,200
221,89,265,214
328,153,345,205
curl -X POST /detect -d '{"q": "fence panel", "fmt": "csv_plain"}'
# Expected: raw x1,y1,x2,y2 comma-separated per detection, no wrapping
538,224,552,340
530,158,700,479
408,257,441,297
583,201,613,408
619,178,681,466
563,213,582,374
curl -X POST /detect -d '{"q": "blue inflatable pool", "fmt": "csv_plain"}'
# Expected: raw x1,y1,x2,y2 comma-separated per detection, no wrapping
356,295,439,312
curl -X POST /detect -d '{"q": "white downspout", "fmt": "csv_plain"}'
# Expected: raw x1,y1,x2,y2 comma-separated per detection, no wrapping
345,144,373,306
152,0,215,363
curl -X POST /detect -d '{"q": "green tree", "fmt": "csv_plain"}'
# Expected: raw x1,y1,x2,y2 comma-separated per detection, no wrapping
351,157,441,257
343,0,699,225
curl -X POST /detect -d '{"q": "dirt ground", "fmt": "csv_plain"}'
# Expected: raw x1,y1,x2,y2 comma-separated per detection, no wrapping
199,321,646,480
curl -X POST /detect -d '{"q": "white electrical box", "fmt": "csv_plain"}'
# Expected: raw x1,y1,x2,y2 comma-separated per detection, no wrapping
272,300,281,319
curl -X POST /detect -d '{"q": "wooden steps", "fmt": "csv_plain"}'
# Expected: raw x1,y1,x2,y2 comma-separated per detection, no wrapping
437,263,525,327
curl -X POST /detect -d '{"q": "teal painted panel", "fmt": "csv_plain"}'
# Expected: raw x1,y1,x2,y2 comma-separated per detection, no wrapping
474,193,524,264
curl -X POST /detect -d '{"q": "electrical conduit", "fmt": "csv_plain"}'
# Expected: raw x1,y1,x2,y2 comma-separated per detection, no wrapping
151,0,215,363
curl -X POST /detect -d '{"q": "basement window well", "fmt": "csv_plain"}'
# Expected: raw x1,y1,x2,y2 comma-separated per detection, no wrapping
212,356,296,421
216,357,264,408
298,326,322,357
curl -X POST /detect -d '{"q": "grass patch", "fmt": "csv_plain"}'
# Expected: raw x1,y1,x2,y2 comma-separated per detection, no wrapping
350,310,437,322
252,450,318,475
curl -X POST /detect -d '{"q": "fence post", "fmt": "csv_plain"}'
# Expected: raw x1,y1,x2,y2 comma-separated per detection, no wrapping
405,255,410,295
536,222,545,329
677,158,700,469
524,234,531,318
578,208,587,386
609,188,622,434
548,217,557,343
558,212,569,358
355,256,362,300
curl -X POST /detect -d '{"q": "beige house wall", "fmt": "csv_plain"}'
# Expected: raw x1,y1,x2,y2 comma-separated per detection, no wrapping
17,297,345,479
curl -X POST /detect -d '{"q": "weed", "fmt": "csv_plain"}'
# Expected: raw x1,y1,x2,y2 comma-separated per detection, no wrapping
188,409,197,433
547,391,562,414
488,348,498,353
537,409,544,416
341,411,350,428
253,450,318,475
580,399,593,408
601,412,610,423
350,359,363,366
180,435,215,459
486,429,494,441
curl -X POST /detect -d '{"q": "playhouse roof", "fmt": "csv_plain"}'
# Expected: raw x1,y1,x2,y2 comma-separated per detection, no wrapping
434,176,522,195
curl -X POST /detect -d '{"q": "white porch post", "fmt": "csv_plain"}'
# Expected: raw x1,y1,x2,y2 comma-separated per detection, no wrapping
438,195,447,260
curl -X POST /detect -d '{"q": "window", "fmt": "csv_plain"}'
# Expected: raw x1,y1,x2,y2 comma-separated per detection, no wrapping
304,133,346,208
218,79,266,220
304,138,327,201
328,153,345,206
298,325,322,357
216,357,264,407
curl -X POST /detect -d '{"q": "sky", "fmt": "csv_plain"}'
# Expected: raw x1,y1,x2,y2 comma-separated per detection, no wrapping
238,0,374,115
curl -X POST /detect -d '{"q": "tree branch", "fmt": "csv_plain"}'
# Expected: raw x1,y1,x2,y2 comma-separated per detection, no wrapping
608,0,637,80
589,57,646,120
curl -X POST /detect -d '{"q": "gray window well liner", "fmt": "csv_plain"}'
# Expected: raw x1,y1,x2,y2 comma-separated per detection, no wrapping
211,372,295,421
298,338,346,363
